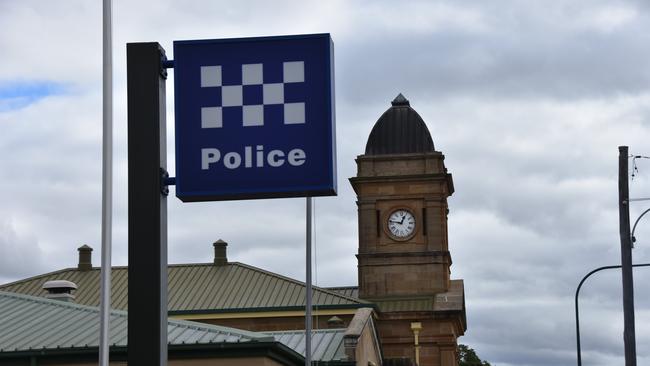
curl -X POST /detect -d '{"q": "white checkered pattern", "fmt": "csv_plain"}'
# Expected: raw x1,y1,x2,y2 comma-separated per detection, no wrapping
200,62,306,128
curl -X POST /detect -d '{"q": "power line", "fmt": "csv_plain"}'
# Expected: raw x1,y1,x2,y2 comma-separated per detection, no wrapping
630,154,650,180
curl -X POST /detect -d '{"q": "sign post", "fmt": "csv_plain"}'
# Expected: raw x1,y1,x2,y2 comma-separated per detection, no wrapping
126,34,335,365
127,42,169,366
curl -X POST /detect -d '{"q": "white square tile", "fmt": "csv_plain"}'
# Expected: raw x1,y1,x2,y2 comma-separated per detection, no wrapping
201,107,222,128
222,85,243,106
284,103,305,124
200,66,222,87
263,83,284,105
243,105,264,126
283,61,304,83
242,63,263,85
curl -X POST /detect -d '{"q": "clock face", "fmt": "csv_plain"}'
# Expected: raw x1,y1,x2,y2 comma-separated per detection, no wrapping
387,209,416,239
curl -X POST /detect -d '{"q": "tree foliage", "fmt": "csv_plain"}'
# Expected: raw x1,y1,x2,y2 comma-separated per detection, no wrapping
458,344,492,366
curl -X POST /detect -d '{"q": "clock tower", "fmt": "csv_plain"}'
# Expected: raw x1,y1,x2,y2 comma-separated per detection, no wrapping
350,94,465,365
350,93,455,299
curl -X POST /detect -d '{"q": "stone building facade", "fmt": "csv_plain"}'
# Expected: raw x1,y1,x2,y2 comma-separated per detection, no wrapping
351,94,466,365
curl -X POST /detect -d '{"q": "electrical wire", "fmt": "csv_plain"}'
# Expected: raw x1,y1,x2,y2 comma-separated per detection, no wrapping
631,154,650,180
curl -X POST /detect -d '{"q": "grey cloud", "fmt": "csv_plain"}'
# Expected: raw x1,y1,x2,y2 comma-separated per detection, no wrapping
3,1,650,366
338,31,650,103
335,1,650,104
0,219,47,282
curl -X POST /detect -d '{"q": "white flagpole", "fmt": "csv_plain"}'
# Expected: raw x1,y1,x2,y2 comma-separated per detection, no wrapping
99,0,113,365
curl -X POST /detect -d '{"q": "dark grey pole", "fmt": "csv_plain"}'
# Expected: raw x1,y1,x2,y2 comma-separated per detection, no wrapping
127,42,168,366
618,146,636,366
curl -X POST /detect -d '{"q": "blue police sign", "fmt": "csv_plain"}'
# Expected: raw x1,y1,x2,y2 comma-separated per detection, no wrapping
173,34,336,202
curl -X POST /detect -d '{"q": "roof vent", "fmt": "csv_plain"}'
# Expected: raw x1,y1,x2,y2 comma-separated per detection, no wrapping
213,239,228,266
78,244,93,271
43,280,77,302
327,315,345,328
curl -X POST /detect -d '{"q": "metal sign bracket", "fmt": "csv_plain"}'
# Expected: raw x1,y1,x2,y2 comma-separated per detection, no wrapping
160,168,175,196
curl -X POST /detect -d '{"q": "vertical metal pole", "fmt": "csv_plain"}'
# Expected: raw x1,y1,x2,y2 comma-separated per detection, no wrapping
619,145,636,366
305,197,313,366
575,286,582,366
127,42,168,366
99,0,113,365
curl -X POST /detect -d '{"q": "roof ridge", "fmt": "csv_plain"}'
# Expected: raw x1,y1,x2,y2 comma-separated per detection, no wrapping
264,328,346,335
230,262,366,304
168,262,213,268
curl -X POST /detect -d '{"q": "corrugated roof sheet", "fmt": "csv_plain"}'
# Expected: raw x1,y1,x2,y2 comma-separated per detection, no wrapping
0,262,366,313
0,291,270,354
264,329,347,362
0,291,350,363
326,286,359,299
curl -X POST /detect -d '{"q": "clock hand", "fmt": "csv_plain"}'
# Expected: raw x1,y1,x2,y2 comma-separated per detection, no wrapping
400,215,405,224
389,220,401,224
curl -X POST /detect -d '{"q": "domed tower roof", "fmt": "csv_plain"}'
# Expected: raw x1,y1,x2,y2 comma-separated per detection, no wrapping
364,94,435,155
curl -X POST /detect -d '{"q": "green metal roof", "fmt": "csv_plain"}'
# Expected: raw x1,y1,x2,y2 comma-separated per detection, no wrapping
371,280,465,313
0,291,353,364
0,262,366,313
264,329,347,363
0,291,271,354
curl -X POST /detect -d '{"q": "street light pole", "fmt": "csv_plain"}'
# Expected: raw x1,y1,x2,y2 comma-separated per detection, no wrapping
575,263,650,366
575,265,620,366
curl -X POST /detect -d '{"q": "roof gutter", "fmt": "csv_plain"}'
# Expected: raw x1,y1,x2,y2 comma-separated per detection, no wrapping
0,341,305,366
169,303,378,317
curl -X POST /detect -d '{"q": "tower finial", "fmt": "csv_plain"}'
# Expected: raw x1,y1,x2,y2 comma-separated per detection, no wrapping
391,93,410,106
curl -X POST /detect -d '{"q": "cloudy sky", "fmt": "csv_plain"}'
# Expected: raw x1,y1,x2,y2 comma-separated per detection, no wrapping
1,1,650,365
